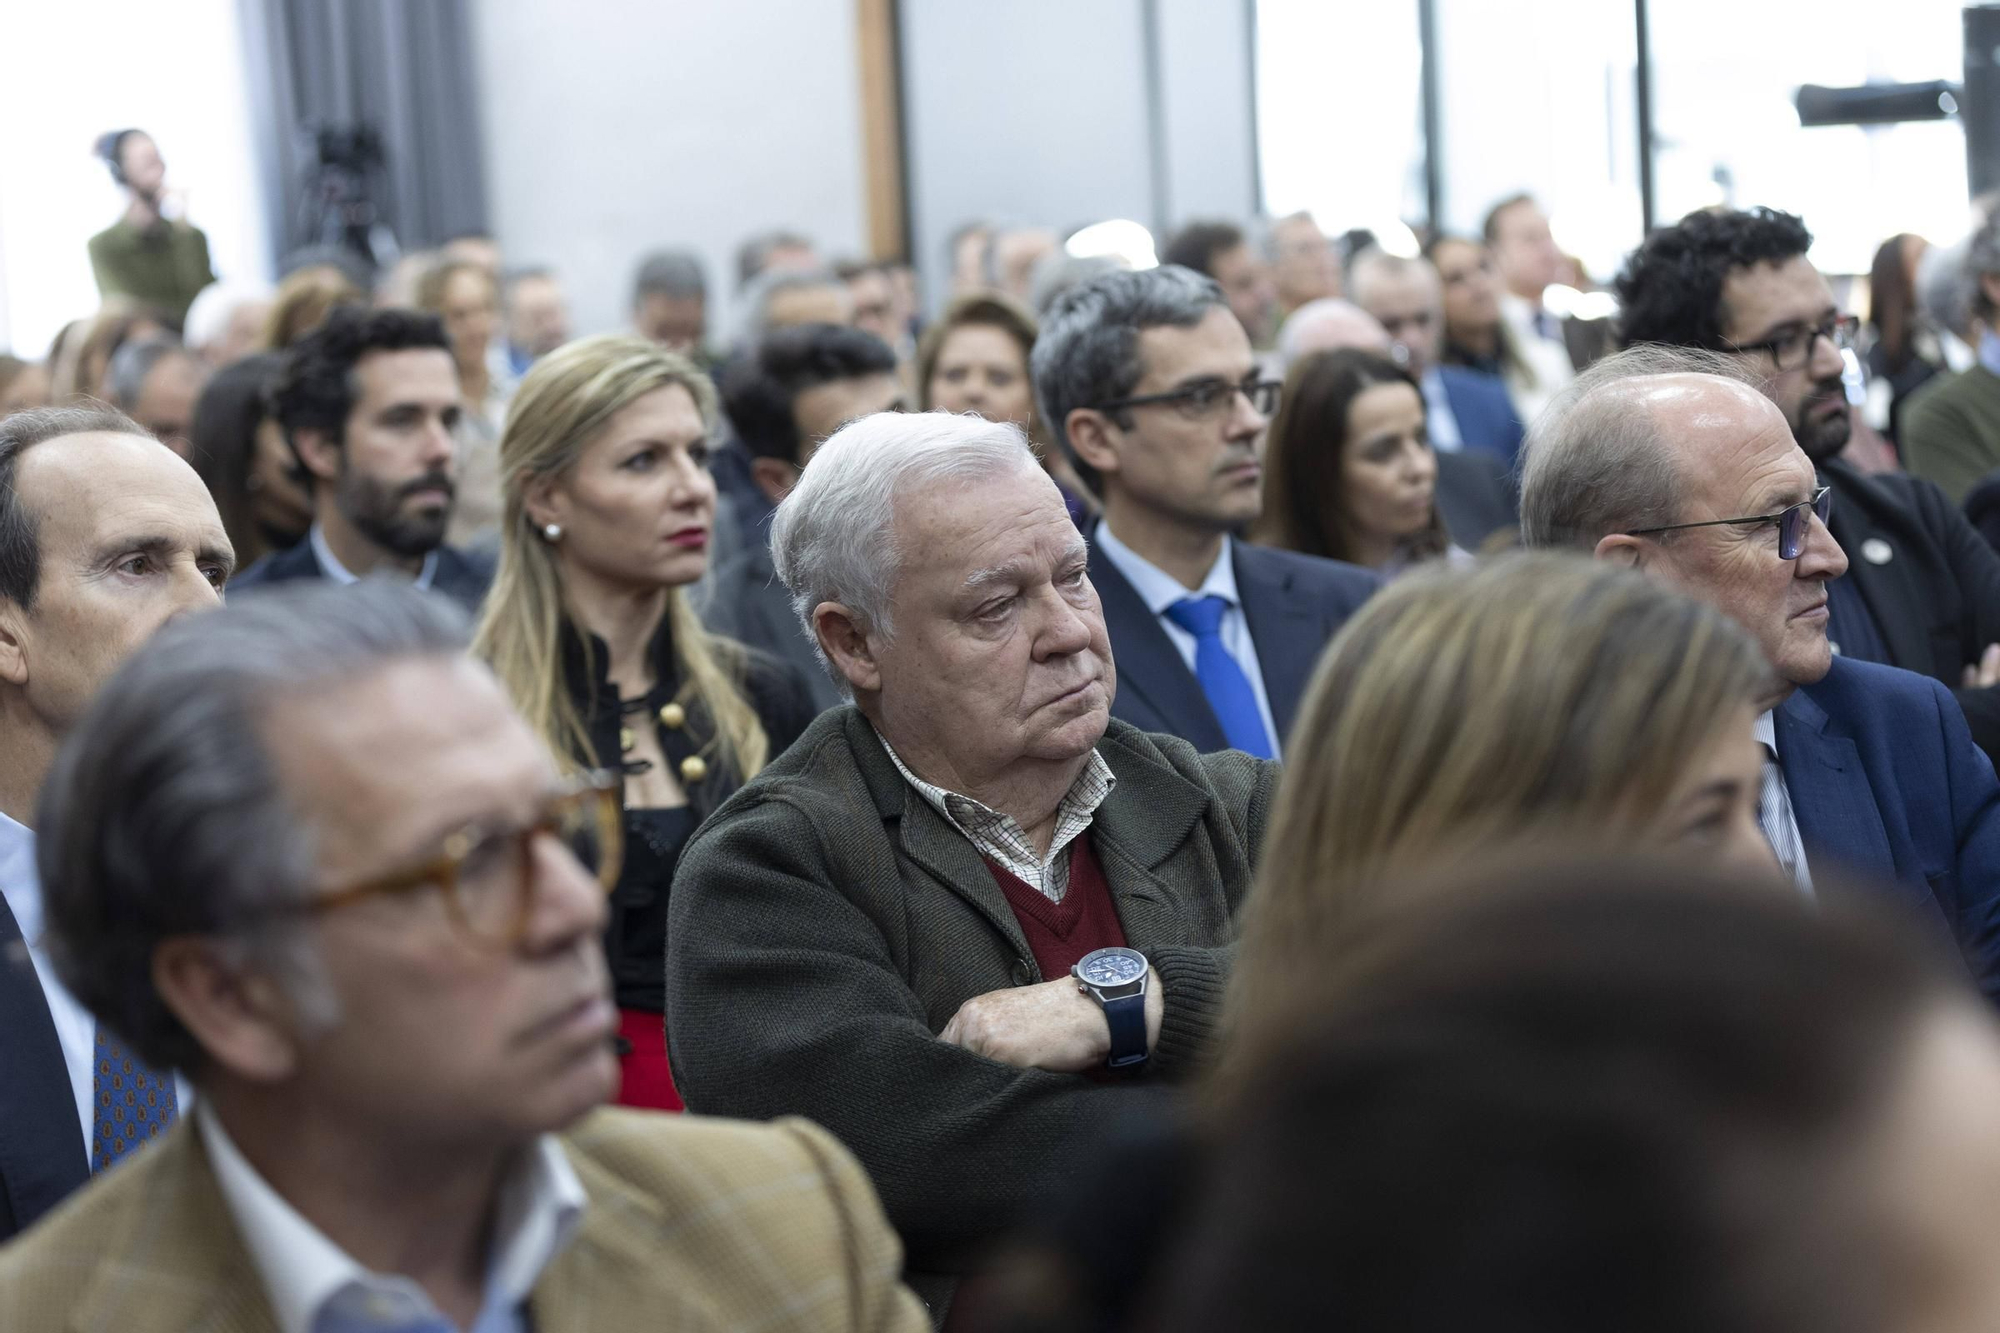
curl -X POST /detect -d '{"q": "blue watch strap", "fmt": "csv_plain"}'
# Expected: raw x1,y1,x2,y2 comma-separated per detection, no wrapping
1103,993,1148,1068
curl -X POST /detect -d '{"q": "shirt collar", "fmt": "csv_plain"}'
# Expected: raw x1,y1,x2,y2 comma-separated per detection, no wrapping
1092,522,1238,617
875,732,1115,841
198,1105,586,1333
0,810,40,945
309,523,439,592
1752,708,1778,758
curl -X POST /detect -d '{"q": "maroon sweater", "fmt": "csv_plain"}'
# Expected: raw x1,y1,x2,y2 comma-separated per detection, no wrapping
983,834,1127,981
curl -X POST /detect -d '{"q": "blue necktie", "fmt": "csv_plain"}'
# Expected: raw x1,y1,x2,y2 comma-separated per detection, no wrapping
92,1025,177,1173
1163,595,1274,758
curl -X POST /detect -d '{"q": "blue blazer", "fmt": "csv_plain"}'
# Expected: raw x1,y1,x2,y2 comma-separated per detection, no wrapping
1437,365,1525,466
1087,531,1379,754
1776,656,2000,999
229,539,496,618
0,894,87,1241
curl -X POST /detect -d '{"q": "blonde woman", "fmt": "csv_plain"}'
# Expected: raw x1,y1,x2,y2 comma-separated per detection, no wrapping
1230,552,1780,1021
474,334,817,1111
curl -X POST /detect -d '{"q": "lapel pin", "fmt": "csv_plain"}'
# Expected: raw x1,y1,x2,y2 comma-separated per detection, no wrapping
1861,538,1893,565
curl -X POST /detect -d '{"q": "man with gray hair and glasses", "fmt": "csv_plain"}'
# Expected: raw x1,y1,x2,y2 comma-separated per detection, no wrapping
668,410,1272,1316
1520,344,2000,999
1032,264,1377,757
0,580,927,1331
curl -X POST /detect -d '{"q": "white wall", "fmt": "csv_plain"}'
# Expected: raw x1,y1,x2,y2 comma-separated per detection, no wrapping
899,0,1259,304
0,0,269,355
470,0,870,342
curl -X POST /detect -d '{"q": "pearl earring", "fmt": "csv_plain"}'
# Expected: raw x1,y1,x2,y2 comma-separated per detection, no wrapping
542,523,563,542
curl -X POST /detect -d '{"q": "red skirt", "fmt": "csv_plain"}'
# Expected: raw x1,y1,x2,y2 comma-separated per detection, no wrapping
615,1008,683,1112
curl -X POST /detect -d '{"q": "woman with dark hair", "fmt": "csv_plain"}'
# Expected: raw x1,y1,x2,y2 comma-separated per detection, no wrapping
1866,232,1941,443
185,353,312,566
1253,347,1458,575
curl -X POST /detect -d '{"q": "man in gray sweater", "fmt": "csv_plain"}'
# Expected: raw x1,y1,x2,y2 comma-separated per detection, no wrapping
668,411,1275,1316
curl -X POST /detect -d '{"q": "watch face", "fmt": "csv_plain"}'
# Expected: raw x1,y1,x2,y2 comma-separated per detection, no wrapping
1077,949,1147,987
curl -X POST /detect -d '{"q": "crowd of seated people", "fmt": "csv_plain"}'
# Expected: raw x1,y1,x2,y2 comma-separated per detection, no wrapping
9,117,2000,1333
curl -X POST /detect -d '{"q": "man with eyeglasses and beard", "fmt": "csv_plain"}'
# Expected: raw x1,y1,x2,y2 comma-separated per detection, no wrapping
1615,207,2000,767
1032,265,1378,757
231,306,496,615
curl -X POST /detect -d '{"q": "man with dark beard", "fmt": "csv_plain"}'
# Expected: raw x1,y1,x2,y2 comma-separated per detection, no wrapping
232,307,495,614
1616,207,2000,765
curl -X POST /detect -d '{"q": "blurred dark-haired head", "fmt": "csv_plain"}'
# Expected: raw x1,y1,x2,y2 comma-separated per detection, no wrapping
1160,858,2000,1333
720,323,904,506
186,353,310,566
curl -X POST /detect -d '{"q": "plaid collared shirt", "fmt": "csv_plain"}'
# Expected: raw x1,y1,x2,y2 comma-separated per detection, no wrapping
878,734,1116,903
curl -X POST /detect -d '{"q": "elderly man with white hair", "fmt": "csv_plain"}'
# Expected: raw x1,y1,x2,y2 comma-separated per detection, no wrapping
667,410,1272,1316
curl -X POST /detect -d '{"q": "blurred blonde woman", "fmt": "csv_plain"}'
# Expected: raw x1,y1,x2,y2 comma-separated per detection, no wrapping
474,334,816,1111
257,264,365,350
1229,552,1780,1022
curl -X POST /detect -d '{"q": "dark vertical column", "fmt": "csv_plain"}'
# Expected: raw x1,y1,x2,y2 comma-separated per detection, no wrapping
1965,5,2000,200
1245,0,1265,216
1418,0,1444,233
1635,0,1657,235
1140,0,1173,234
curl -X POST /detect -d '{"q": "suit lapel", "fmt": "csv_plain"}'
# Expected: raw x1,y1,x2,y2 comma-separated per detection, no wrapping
0,892,87,1234
1088,743,1210,950
1826,473,1929,671
1087,540,1227,750
71,1125,280,1333
1774,688,1908,899
1232,546,1318,744
845,713,1035,960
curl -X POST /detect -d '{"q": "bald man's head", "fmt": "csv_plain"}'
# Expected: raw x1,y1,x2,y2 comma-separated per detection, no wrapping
1521,346,1765,550
1276,299,1392,373
1521,346,1848,690
1349,252,1445,374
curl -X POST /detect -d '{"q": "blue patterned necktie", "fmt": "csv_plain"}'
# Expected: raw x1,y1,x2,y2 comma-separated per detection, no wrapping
1163,595,1274,758
92,1025,178,1173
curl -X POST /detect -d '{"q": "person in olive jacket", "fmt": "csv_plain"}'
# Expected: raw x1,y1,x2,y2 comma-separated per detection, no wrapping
474,335,818,1112
667,411,1275,1318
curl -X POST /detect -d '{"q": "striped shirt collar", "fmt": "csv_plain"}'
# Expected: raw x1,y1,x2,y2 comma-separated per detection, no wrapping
875,729,1115,904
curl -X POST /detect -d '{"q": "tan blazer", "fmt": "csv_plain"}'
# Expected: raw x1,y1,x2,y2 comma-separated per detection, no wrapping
0,1107,930,1332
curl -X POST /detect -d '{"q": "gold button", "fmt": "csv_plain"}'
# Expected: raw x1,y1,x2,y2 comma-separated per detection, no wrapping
658,702,686,728
679,755,708,783
619,726,634,753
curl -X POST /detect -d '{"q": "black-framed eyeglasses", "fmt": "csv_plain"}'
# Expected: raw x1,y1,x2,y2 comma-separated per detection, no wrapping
1727,314,1859,373
1626,487,1832,562
275,771,623,949
1095,375,1281,421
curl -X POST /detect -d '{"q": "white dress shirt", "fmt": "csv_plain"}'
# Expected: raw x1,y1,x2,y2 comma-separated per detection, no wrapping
310,524,439,592
0,811,95,1161
1417,366,1463,452
1497,292,1577,426
199,1106,586,1333
1093,524,1283,759
1753,710,1815,898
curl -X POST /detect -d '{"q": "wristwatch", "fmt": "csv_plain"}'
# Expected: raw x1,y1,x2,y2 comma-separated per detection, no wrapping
1072,946,1151,1069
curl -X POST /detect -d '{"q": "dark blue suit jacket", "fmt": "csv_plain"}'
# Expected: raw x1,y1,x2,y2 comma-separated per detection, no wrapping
1437,365,1525,466
228,538,496,618
1776,656,2000,998
1088,531,1379,754
0,894,87,1241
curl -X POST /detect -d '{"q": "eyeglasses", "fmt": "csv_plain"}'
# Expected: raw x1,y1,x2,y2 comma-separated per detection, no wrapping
1727,314,1859,373
1095,375,1281,421
285,772,623,949
1626,487,1832,562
